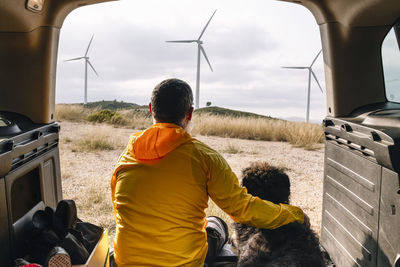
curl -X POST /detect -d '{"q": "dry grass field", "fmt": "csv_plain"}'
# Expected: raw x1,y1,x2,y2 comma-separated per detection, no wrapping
193,114,324,150
59,121,325,245
56,104,325,149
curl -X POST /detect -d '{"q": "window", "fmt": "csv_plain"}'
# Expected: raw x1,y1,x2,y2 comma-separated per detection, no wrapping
11,167,41,223
382,22,400,102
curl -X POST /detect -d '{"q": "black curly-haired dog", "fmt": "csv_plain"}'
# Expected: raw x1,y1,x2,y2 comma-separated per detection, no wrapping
234,162,325,267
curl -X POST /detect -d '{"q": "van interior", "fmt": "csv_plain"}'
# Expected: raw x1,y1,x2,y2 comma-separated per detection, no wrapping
0,0,399,266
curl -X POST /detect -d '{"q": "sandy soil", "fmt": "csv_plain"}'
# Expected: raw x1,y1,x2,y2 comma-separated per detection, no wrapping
58,121,325,242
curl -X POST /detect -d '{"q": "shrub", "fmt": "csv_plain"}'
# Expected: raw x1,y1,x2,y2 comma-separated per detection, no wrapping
118,109,153,129
222,142,243,154
87,109,116,123
110,113,129,125
87,109,131,126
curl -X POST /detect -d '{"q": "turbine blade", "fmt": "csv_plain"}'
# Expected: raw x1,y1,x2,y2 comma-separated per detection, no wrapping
87,60,98,76
200,45,213,72
310,49,322,67
165,40,197,43
64,57,85,62
311,70,323,93
282,66,308,69
85,35,94,57
198,9,217,40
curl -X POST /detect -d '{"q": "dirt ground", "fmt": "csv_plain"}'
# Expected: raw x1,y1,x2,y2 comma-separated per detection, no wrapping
58,121,325,243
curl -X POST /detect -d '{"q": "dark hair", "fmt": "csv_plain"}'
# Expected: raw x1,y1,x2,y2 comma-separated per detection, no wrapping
241,162,290,204
151,78,194,125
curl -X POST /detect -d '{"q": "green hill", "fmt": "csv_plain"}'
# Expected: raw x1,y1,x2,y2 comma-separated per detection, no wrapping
84,100,146,110
194,106,276,119
61,102,277,120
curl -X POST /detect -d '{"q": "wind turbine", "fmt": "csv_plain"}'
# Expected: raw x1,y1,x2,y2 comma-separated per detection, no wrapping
282,50,323,123
64,35,98,105
166,10,216,109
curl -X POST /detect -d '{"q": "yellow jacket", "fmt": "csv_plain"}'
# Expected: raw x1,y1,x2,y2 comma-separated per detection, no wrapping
111,123,304,267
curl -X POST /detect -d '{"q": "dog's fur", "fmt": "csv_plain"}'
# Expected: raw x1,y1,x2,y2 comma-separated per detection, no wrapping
234,162,325,267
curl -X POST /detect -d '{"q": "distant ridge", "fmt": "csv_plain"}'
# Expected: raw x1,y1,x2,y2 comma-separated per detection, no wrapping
83,100,146,110
194,106,277,119
58,102,278,120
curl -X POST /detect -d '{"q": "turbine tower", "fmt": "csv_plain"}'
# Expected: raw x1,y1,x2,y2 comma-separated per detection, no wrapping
166,10,216,109
282,50,323,123
64,35,98,105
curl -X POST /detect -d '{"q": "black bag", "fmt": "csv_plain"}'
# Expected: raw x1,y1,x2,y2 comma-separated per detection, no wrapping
75,222,103,253
17,200,103,266
59,233,89,265
204,216,229,265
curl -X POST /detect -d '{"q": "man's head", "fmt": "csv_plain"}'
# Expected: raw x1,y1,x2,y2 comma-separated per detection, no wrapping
150,78,194,128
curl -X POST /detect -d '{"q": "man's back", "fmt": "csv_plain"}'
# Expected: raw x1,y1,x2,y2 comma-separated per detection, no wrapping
114,127,210,266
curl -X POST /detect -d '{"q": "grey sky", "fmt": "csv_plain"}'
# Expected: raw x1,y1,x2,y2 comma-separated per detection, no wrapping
56,0,327,121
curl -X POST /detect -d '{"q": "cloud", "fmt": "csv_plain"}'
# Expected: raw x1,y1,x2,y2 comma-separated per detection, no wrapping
56,0,327,120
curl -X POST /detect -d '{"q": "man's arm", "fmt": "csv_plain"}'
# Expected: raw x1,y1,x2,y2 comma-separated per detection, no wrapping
205,152,304,230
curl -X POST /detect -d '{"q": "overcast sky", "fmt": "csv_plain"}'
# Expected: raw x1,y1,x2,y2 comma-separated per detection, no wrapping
56,0,327,122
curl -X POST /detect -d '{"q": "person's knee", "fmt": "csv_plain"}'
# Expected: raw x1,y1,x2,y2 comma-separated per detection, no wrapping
205,216,229,264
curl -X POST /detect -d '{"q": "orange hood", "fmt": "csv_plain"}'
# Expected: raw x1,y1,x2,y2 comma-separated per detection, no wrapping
130,123,193,161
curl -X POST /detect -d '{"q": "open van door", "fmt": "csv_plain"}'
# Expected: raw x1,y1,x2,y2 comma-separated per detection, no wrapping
0,1,114,266
279,0,400,266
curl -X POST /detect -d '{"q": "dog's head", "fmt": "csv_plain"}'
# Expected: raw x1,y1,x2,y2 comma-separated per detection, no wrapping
241,162,290,204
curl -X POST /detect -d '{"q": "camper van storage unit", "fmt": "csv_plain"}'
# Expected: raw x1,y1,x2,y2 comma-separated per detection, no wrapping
0,111,62,266
322,108,400,267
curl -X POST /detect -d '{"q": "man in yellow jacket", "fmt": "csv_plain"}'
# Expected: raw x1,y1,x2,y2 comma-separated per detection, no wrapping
111,78,305,266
